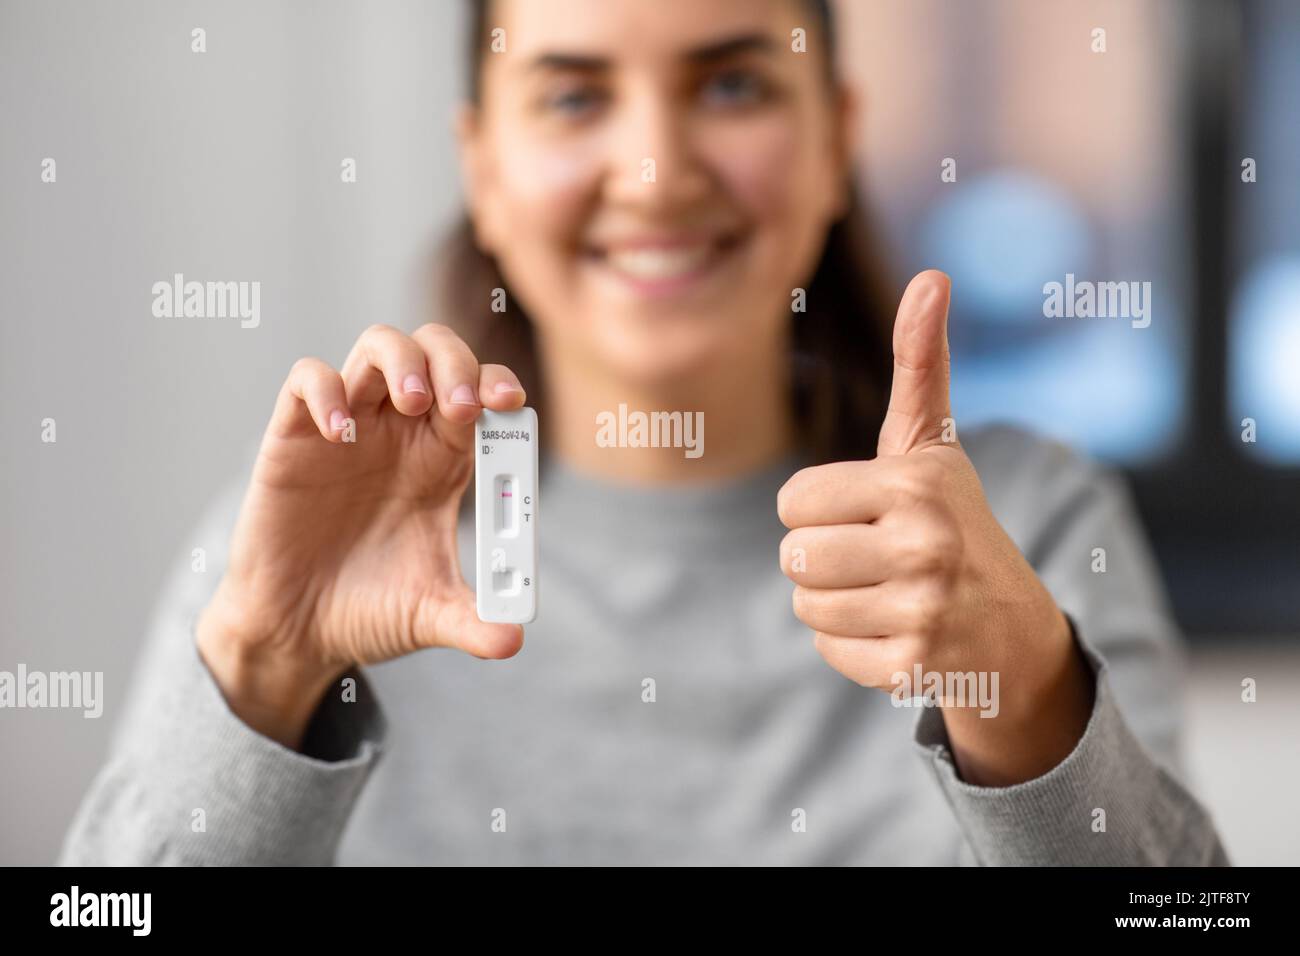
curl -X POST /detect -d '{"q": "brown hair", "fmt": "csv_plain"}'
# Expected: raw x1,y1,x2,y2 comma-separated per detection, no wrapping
439,0,897,464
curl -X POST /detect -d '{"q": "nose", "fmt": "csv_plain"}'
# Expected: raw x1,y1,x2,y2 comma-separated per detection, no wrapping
601,85,712,216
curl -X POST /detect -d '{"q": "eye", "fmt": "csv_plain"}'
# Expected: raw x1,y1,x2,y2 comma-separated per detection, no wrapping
541,82,608,119
699,67,770,108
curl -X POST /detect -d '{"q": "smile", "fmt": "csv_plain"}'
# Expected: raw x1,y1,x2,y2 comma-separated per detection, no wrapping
585,232,744,297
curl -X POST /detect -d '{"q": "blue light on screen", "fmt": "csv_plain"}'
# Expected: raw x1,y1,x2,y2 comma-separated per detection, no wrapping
949,324,1184,463
915,169,1185,464
1229,256,1300,463
919,171,1093,323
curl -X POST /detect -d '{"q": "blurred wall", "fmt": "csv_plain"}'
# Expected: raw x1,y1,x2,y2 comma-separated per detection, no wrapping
0,0,466,864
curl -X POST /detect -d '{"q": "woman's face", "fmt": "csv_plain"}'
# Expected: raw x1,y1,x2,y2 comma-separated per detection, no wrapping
461,0,852,386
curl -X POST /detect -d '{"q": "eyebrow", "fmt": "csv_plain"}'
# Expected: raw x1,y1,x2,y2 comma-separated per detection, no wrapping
685,32,777,64
524,32,777,74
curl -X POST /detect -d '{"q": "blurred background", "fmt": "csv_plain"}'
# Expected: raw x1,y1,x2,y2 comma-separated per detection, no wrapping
1,0,1297,864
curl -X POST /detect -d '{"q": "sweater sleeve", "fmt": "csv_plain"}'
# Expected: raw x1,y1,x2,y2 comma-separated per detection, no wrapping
57,470,387,866
912,426,1229,866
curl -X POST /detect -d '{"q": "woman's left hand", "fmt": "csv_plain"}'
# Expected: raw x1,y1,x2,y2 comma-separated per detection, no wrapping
777,270,1094,787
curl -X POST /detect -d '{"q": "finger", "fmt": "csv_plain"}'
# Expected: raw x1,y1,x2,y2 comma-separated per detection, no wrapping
877,270,953,457
477,363,527,410
779,524,892,588
777,458,901,528
413,584,524,660
271,357,352,443
411,323,484,426
792,583,918,638
339,324,435,416
813,632,920,690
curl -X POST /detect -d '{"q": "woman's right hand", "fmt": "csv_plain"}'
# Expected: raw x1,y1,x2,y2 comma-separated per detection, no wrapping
195,323,528,749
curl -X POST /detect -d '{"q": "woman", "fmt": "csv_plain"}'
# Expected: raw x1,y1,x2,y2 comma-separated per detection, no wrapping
61,0,1226,865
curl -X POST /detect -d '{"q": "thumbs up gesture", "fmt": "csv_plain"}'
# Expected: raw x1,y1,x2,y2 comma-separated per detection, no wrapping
777,271,1092,786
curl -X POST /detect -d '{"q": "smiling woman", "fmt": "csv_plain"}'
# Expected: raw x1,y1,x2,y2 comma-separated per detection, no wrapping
445,0,897,474
57,0,1229,867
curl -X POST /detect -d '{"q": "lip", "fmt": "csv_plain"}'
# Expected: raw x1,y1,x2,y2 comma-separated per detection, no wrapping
584,231,745,300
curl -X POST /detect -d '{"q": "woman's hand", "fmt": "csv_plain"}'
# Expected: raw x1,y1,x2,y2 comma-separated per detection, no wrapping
196,323,528,749
777,271,1094,786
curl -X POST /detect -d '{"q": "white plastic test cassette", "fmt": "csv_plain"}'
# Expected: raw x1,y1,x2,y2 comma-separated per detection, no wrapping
474,407,538,623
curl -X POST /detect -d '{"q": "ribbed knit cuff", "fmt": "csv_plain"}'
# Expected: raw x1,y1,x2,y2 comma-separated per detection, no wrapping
129,627,388,865
912,621,1227,866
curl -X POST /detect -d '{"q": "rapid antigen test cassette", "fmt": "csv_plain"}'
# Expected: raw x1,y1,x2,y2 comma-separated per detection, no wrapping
474,407,538,623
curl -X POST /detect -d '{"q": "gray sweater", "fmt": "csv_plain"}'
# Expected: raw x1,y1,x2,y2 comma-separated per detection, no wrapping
58,425,1228,865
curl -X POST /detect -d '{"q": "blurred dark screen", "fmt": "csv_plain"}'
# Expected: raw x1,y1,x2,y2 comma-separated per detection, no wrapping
842,0,1299,636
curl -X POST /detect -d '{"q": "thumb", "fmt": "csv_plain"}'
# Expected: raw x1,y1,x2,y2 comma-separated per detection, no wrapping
416,584,524,660
877,269,954,456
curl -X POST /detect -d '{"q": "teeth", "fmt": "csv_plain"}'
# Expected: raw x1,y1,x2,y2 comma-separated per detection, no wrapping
604,245,713,279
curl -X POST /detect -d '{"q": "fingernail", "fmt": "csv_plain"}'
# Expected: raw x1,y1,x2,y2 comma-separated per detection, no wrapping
494,381,522,394
329,409,347,431
402,374,428,395
907,277,936,313
916,282,937,312
449,384,478,406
